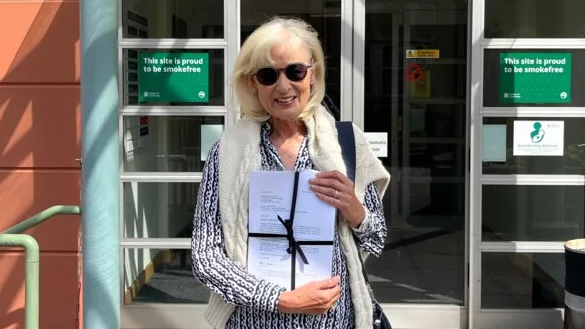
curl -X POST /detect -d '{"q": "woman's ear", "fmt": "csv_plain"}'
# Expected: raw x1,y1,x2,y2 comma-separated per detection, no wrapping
247,76,257,95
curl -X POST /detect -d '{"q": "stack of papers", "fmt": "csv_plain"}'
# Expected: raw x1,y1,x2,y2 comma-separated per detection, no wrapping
248,170,337,290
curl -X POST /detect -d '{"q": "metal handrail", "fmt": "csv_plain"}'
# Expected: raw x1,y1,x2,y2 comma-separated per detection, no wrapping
2,205,81,234
0,205,82,329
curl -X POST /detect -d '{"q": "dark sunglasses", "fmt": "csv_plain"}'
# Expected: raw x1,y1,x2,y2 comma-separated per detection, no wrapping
252,63,313,86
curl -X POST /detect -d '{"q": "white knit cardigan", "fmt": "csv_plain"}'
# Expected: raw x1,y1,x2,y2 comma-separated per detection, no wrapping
205,105,390,329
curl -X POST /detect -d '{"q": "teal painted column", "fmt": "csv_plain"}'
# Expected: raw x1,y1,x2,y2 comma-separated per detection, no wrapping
80,0,120,328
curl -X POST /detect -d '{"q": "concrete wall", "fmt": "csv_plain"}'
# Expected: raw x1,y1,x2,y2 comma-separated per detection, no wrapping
0,1,82,328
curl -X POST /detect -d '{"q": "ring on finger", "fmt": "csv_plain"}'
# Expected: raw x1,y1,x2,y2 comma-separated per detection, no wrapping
334,189,338,199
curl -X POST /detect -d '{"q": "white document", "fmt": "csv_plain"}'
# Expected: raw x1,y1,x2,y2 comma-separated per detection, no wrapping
247,238,334,290
248,170,336,290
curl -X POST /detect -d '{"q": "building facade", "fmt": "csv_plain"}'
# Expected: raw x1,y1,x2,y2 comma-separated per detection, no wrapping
0,1,82,329
2,0,585,328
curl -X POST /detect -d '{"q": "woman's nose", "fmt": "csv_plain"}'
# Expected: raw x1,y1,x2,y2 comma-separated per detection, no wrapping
274,72,292,91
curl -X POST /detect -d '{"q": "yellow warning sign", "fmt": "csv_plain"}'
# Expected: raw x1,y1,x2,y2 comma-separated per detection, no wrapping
410,70,431,98
406,49,440,59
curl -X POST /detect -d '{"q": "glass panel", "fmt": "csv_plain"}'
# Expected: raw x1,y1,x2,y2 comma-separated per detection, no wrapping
124,182,199,238
124,248,209,304
123,49,224,106
122,0,223,38
123,116,224,172
364,1,467,305
408,23,467,60
482,253,565,309
408,64,467,99
482,117,585,175
410,143,466,177
482,185,585,241
241,0,342,114
369,223,465,304
410,104,466,138
483,49,585,107
485,0,585,38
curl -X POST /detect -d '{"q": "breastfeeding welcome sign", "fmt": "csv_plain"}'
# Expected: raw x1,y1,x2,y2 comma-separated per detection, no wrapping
499,53,571,104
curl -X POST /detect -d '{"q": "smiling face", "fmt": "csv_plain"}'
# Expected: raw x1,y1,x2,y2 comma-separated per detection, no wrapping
252,42,313,122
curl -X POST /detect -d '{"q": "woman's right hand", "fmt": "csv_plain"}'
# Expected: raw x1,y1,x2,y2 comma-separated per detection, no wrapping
277,276,342,315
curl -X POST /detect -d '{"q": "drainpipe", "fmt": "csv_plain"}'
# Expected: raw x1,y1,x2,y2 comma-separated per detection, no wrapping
80,0,120,328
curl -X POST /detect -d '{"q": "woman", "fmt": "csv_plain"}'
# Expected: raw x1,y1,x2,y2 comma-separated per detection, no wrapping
191,17,390,329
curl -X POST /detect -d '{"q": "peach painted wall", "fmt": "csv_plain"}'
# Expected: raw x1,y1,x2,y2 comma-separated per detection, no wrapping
0,1,82,329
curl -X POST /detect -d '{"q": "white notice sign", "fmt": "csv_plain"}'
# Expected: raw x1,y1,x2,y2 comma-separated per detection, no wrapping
201,124,224,161
364,132,388,158
513,121,564,156
482,124,507,162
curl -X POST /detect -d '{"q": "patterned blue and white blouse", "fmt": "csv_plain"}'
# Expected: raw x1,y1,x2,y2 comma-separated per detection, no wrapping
192,122,386,329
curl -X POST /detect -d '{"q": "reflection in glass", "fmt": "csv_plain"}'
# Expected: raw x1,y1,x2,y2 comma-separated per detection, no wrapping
123,116,224,172
124,49,224,106
368,228,465,304
409,104,466,138
364,2,467,304
485,0,585,38
410,143,466,177
124,248,209,304
241,0,342,113
123,182,199,239
482,253,565,309
122,0,223,38
482,185,584,242
482,118,585,175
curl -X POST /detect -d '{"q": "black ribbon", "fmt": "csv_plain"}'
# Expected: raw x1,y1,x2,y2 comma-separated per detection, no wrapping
277,215,309,265
280,172,308,269
248,171,333,289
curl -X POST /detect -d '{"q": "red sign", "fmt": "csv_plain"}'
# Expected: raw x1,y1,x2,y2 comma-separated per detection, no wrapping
405,64,424,82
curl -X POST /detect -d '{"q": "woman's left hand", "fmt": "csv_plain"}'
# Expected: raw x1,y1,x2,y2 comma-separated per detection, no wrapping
309,170,365,228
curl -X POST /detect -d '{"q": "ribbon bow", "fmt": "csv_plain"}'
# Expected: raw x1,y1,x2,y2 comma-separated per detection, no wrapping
277,215,309,265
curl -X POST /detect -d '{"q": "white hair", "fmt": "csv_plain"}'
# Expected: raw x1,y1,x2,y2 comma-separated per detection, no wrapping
232,17,326,121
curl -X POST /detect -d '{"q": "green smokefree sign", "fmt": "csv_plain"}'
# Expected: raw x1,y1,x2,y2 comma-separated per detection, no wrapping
139,52,209,103
499,52,571,104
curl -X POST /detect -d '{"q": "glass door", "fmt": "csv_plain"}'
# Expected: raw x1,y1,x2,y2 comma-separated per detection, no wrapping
362,1,469,328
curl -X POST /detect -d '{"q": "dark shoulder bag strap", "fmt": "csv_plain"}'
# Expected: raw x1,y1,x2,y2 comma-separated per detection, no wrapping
336,121,391,329
335,121,369,284
335,121,356,182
